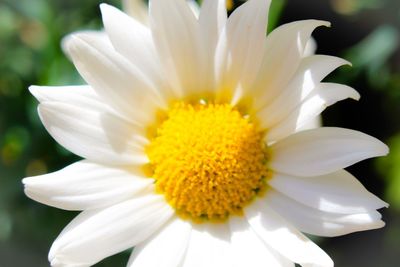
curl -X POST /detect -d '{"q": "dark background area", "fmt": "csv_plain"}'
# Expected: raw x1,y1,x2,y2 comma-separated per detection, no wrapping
0,0,399,266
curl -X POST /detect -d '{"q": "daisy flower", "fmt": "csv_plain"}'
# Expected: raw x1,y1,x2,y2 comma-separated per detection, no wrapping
23,0,389,266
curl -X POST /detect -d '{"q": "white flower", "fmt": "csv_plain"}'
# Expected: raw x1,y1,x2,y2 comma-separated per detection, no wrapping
23,0,389,266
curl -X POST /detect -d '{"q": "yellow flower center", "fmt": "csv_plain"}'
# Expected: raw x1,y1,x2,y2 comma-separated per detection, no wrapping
146,102,270,222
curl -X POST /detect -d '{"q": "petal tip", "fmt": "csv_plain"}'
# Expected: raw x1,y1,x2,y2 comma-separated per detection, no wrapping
21,177,31,186
364,134,389,158
381,143,390,156
374,219,386,230
99,2,116,17
324,21,332,28
382,201,390,209
28,85,41,101
62,33,91,56
99,2,110,9
353,91,361,101
312,19,331,28
342,58,352,67
60,33,76,56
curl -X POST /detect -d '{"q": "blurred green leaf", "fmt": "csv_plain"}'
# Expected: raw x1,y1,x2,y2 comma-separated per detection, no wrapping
0,4,19,39
344,25,399,70
3,48,34,77
267,0,286,33
339,24,399,89
0,209,13,242
1,126,31,165
376,134,400,210
8,0,51,21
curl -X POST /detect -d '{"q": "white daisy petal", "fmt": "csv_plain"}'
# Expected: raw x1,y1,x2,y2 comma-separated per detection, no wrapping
199,0,227,90
149,0,204,97
29,85,107,111
215,0,271,101
268,169,388,214
22,160,153,211
199,0,226,44
63,32,165,125
229,217,294,267
50,210,99,267
100,3,167,99
127,217,192,267
38,102,148,165
250,20,330,110
303,37,317,57
49,195,173,266
61,30,111,60
182,223,233,267
267,189,385,237
270,127,389,177
246,198,334,267
297,115,322,131
266,83,360,142
258,55,350,129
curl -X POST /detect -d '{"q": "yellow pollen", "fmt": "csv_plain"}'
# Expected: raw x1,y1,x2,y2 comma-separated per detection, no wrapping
146,102,270,222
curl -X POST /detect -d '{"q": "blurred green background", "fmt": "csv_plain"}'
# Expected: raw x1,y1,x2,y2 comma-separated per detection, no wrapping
0,0,399,266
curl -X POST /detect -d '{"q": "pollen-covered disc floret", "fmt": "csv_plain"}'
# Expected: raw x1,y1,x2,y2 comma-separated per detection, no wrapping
146,102,270,222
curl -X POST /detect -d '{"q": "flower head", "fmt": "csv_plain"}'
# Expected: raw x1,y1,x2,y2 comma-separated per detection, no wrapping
23,0,389,266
